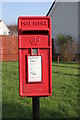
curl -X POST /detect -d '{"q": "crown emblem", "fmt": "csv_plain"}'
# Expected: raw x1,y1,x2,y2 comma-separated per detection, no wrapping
30,37,40,45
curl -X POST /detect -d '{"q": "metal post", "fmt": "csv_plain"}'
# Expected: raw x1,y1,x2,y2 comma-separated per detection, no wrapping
57,55,59,72
32,97,40,120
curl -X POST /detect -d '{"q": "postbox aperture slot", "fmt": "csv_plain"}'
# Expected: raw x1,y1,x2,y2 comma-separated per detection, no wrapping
21,30,49,35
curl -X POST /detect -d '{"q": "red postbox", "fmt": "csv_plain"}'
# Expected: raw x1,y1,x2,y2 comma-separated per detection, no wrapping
18,16,52,97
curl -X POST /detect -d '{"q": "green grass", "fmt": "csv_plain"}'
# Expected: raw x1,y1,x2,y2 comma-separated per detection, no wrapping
2,61,79,118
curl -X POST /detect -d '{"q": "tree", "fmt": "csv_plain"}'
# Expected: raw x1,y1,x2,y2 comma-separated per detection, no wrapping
56,34,78,61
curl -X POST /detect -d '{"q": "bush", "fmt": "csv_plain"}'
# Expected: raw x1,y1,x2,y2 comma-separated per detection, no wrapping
56,34,78,61
56,34,72,46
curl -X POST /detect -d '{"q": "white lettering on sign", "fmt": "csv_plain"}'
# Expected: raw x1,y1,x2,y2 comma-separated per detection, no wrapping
28,56,42,82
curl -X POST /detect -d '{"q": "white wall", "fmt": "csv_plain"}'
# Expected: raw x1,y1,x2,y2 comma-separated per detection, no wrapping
49,2,78,53
0,21,10,35
78,2,80,53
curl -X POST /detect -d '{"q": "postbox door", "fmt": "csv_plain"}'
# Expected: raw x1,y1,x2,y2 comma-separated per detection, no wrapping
19,35,52,97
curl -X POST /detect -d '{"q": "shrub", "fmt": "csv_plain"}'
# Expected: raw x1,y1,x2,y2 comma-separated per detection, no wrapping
56,34,78,61
56,34,72,46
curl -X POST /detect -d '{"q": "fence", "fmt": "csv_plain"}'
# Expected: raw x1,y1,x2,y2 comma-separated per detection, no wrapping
0,35,18,61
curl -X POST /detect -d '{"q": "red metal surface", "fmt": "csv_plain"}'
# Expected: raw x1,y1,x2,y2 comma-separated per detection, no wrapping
18,16,52,97
57,55,60,72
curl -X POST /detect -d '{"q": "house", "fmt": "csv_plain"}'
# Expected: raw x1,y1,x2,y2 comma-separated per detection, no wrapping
47,1,80,53
0,20,10,35
8,25,18,35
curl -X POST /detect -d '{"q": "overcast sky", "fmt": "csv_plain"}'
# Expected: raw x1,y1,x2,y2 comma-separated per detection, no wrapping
2,2,53,25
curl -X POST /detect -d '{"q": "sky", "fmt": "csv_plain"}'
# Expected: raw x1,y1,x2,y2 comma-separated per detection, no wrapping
1,2,53,25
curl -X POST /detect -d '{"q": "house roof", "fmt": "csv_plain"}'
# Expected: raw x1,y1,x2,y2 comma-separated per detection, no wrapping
46,1,56,16
8,25,17,32
0,20,2,22
8,25,18,35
